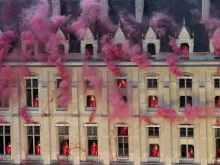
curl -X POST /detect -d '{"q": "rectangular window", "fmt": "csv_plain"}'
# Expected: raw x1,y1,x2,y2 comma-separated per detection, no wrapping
216,128,220,157
180,127,194,137
0,126,10,155
87,127,98,156
27,126,40,155
118,127,129,156
181,144,194,158
148,127,159,137
58,126,69,155
215,79,220,88
147,79,158,88
180,96,192,108
25,78,38,107
0,94,9,109
179,78,192,88
149,144,160,157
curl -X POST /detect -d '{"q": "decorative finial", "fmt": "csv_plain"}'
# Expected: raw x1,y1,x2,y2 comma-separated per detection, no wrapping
183,17,186,26
118,19,121,27
150,19,152,26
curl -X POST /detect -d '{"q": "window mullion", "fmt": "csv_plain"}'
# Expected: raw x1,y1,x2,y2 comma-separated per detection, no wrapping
3,127,5,155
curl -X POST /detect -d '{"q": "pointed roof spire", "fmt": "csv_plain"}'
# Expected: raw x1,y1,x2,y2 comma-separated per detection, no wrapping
183,17,186,26
150,19,152,26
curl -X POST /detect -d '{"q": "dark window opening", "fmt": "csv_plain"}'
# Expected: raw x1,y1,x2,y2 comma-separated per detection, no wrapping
180,43,189,55
0,126,10,155
215,79,220,88
179,78,192,88
147,79,157,88
216,96,220,108
57,79,62,88
181,145,194,158
116,44,122,55
180,96,192,107
150,144,160,157
27,126,40,155
85,44,93,56
148,127,159,137
148,96,158,108
58,44,65,55
26,79,38,107
87,95,96,107
85,80,92,89
122,96,127,102
180,127,194,137
26,45,34,56
148,43,156,55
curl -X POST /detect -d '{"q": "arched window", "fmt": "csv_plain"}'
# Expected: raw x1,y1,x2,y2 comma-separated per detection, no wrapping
85,44,94,56
116,44,122,55
58,44,65,55
26,45,34,56
180,43,189,55
87,95,96,107
147,43,156,55
148,96,158,107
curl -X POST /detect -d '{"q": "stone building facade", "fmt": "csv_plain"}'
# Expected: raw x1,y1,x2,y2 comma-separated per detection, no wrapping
0,0,220,165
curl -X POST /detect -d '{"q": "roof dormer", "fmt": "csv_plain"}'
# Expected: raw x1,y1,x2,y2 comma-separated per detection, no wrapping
56,27,69,55
81,25,98,59
176,18,194,54
113,21,127,44
142,20,160,56
210,26,220,54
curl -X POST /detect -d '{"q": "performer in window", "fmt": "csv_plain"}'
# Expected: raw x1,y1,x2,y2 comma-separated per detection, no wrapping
151,144,160,157
90,141,98,155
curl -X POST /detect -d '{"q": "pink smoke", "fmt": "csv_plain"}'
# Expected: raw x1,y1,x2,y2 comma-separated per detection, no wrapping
71,0,101,40
109,89,131,121
21,31,35,45
55,58,72,108
211,32,220,56
151,12,178,36
155,106,177,122
167,54,184,76
82,64,103,97
140,115,152,124
19,107,31,123
169,38,189,56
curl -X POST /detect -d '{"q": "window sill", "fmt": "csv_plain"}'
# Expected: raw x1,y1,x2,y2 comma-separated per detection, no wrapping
117,156,129,160
57,107,67,111
148,108,157,111
27,107,39,111
27,155,41,160
147,88,158,90
179,158,195,162
86,155,98,161
85,107,96,111
0,108,9,111
148,157,160,162
148,136,159,138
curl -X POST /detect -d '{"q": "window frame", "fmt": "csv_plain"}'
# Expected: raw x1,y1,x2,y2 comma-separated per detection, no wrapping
213,77,220,88
145,76,158,89
0,125,11,155
178,77,192,89
117,126,129,157
24,76,39,109
87,126,98,156
57,126,69,155
148,127,159,137
0,81,9,109
115,77,127,89
178,125,195,159
179,96,192,108
26,125,40,155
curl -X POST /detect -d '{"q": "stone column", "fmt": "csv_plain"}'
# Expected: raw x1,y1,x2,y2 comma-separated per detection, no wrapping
98,119,110,165
52,0,61,16
41,117,51,164
199,118,208,165
135,0,144,22
11,83,21,164
163,72,170,107
202,0,210,20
